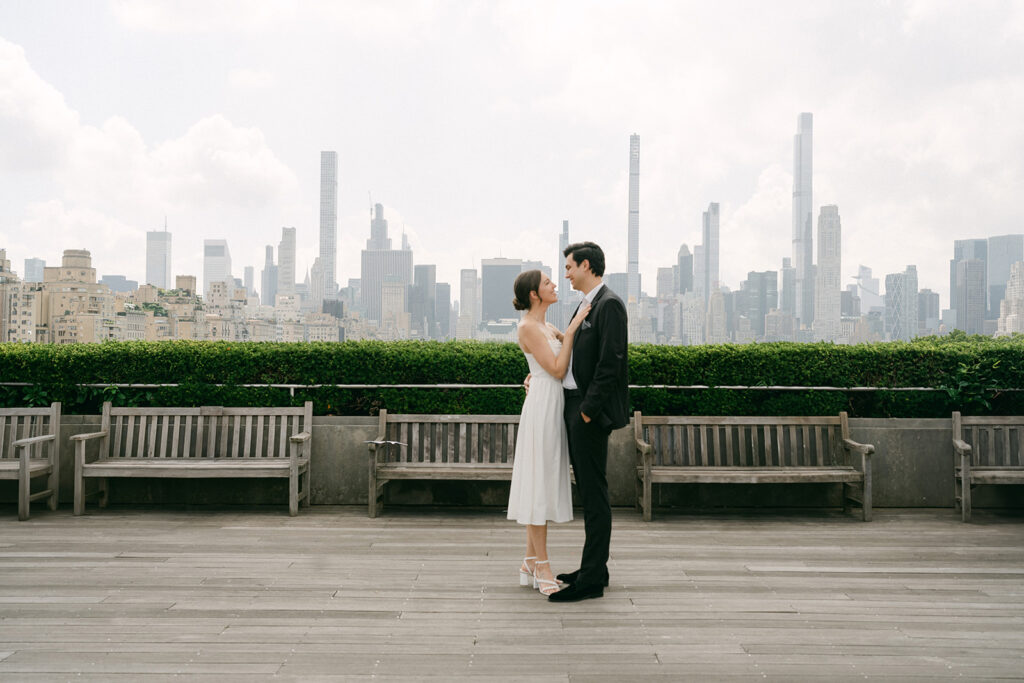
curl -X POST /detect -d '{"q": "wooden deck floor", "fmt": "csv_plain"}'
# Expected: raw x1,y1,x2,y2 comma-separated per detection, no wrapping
1,506,1022,681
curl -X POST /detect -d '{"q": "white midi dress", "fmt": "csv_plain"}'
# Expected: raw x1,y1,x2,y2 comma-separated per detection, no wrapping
506,336,574,525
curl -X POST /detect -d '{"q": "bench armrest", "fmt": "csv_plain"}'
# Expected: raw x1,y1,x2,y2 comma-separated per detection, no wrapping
70,431,109,442
289,432,311,443
13,434,56,449
952,438,972,455
842,438,874,456
635,438,653,470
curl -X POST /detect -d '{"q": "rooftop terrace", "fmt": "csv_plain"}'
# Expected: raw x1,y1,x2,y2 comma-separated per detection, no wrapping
1,507,1022,680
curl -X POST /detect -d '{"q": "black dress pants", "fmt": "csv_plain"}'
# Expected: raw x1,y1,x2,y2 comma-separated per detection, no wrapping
563,391,611,587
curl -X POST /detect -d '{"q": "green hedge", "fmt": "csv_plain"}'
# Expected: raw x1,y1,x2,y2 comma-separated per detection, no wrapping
1,334,1023,417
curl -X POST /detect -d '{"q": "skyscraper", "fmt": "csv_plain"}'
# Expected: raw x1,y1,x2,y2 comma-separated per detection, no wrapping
693,246,705,301
627,134,640,303
456,268,479,339
885,266,919,341
656,267,675,301
23,258,44,283
955,259,986,335
278,227,297,296
260,245,277,306
918,289,941,336
367,203,391,250
410,264,437,338
146,225,172,289
202,239,232,298
702,203,720,302
554,219,570,328
986,234,1023,319
360,204,412,323
677,244,693,295
481,258,523,322
780,257,796,317
792,113,814,327
949,239,987,331
435,282,452,340
319,151,338,299
243,266,255,297
813,205,841,342
740,270,779,339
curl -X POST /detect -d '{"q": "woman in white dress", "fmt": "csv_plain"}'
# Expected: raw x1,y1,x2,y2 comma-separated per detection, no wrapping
507,269,590,596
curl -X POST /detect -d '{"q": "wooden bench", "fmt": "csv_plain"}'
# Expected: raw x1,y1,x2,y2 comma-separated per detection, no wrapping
368,411,521,517
72,402,313,516
634,412,874,521
952,412,1024,522
1,403,61,520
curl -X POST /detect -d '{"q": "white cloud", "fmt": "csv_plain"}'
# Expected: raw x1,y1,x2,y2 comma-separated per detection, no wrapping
228,67,276,90
0,38,79,171
0,36,300,284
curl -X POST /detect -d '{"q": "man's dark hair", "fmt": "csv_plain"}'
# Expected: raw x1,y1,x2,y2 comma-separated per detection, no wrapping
562,241,605,277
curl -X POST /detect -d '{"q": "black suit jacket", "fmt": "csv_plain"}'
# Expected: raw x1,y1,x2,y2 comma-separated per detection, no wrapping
570,284,630,431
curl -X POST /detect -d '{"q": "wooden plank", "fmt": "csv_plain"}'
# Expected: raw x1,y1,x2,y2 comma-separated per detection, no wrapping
0,416,7,460
231,415,242,458
182,415,192,459
125,415,136,460
277,416,287,461
195,413,205,458
243,415,253,458
157,416,169,458
711,424,721,467
221,414,230,458
265,415,276,459
146,415,158,458
207,415,218,459
736,425,748,467
170,416,180,458
698,424,708,466
254,415,264,458
814,426,824,466
971,426,979,466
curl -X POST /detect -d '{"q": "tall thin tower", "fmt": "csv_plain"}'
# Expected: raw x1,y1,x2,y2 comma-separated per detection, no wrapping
319,151,338,299
792,113,814,327
627,134,640,303
702,203,720,301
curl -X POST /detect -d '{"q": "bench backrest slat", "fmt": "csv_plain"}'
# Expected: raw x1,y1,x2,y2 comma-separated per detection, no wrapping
956,413,1024,467
0,405,60,461
643,415,845,468
379,414,521,465
99,402,311,460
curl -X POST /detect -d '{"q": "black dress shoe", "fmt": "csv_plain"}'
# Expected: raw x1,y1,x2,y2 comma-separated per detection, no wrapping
556,569,580,584
548,582,604,602
556,569,608,587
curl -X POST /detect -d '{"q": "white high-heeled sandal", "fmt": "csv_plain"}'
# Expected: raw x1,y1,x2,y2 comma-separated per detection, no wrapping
533,560,560,596
519,556,537,586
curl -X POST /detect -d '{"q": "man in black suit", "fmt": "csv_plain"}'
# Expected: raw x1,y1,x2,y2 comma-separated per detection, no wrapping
549,241,629,603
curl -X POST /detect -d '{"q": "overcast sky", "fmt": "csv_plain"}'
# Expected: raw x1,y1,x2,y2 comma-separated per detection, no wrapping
2,0,1023,307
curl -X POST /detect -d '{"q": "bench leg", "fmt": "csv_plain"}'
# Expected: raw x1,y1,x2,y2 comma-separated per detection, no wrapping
48,450,59,512
954,473,962,512
962,480,972,522
289,469,299,517
18,454,30,521
642,475,653,522
368,459,380,518
74,443,85,516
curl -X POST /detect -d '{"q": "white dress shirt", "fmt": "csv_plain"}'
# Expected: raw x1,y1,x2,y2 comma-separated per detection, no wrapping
562,281,604,390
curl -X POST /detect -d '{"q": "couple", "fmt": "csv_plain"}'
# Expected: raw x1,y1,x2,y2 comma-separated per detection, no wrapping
507,241,629,602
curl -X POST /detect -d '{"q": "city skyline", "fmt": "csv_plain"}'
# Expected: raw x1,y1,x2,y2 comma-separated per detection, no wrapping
2,2,1023,307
